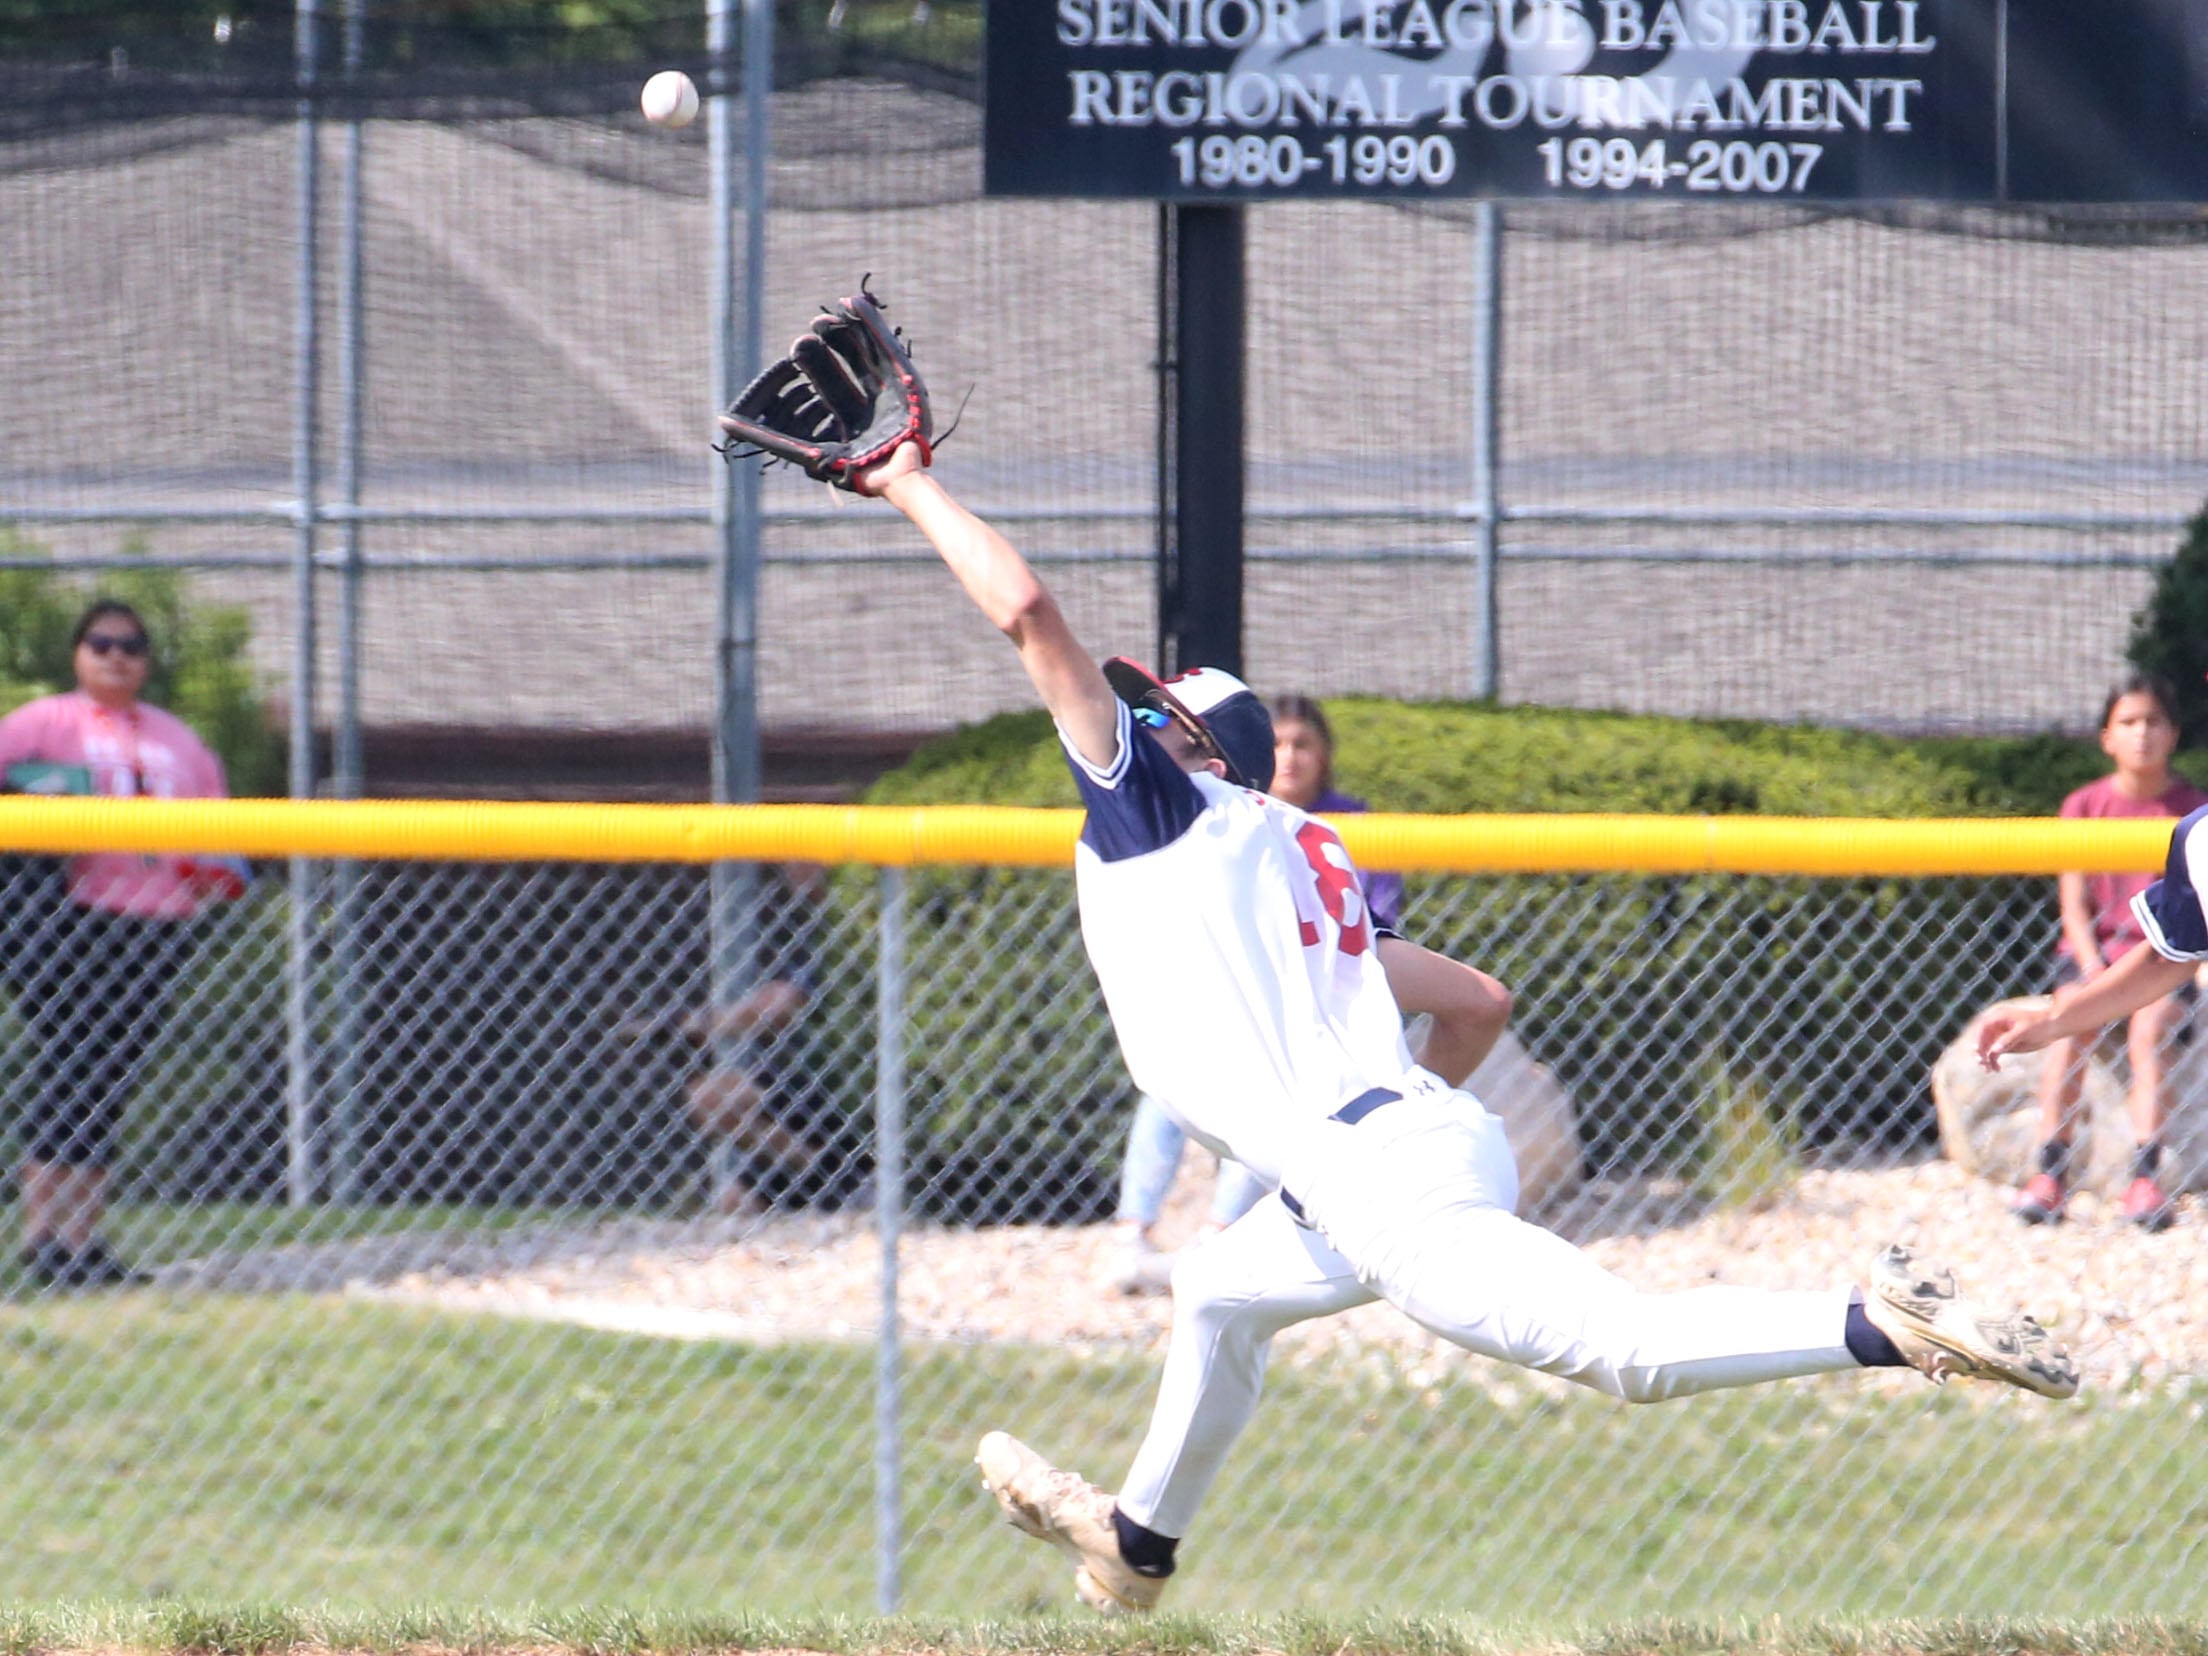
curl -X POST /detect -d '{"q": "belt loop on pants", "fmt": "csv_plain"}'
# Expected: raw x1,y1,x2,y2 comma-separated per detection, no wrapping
1280,1086,1402,1226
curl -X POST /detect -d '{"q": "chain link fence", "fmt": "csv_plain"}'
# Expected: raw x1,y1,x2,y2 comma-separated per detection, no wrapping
2,840,2204,1617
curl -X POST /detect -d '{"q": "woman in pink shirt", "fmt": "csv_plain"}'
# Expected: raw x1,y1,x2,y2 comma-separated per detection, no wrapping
0,600,233,1290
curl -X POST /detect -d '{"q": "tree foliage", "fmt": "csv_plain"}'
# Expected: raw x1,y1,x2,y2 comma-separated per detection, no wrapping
2126,501,2208,751
0,1,981,72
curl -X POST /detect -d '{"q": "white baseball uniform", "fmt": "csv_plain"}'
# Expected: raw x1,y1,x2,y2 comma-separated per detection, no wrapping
1064,701,1862,1538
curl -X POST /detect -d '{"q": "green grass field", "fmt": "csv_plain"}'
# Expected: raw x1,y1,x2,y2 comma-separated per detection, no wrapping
7,1606,2208,1656
0,1279,2204,1623
8,1608,2208,1656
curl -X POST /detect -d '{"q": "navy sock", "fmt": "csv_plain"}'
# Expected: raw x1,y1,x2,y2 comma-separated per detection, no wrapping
2135,1141,2163,1182
2039,1139,2073,1181
1844,1293,1906,1368
1112,1506,1179,1578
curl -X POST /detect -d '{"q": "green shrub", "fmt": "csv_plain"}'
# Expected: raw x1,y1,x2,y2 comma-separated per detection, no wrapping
857,701,2122,1187
807,862,1125,1223
0,528,283,796
863,699,2138,818
1690,1050,1800,1212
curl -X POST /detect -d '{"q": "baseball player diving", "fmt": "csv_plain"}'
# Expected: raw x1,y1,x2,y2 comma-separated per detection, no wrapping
717,287,2081,1616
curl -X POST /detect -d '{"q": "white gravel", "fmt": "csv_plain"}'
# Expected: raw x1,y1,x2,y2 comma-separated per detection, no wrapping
194,1152,2208,1400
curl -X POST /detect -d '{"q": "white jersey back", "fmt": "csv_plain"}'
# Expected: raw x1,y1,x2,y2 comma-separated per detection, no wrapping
1064,704,1416,1187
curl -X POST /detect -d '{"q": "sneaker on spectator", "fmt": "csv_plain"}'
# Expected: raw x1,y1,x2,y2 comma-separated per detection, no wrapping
62,1241,148,1289
2013,1172,2067,1225
17,1239,70,1290
2121,1175,2176,1232
1104,1230,1175,1296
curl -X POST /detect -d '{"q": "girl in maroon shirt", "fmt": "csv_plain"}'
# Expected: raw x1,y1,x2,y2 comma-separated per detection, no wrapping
2017,673,2208,1231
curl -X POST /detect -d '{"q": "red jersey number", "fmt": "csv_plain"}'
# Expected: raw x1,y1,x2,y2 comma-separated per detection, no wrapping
1295,820,1370,957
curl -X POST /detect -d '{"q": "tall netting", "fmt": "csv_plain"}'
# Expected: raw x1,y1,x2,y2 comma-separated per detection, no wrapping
1247,199,2208,731
0,4,1161,792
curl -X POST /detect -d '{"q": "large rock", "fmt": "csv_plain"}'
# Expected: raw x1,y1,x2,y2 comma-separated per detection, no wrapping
1468,1029,1586,1211
1931,996,2208,1194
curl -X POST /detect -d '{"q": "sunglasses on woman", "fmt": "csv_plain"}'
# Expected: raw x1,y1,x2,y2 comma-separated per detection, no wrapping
83,632,150,658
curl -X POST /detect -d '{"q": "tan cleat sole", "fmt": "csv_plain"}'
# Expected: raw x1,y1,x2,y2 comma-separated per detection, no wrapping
1074,1565,1152,1615
975,1430,1165,1614
976,1432,1047,1541
1867,1244,2079,1400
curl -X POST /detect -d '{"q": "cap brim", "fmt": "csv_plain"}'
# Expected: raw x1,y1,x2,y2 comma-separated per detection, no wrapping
1101,657,1248,786
1102,656,1170,711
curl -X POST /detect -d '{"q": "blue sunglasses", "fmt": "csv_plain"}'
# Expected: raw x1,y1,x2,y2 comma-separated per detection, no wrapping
1133,702,1226,765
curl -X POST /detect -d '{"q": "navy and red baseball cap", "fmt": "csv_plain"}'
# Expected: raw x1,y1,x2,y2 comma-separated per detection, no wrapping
1102,658,1275,792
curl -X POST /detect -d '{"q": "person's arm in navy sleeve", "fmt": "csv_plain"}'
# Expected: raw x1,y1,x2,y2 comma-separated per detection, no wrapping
1067,701,1206,862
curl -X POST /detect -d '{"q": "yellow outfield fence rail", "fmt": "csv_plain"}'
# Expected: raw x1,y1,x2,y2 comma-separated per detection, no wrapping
0,797,2183,874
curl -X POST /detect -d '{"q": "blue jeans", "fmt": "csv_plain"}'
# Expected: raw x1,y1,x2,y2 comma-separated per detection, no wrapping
1117,1093,1269,1230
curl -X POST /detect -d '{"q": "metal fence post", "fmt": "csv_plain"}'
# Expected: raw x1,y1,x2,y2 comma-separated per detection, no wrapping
1469,199,1502,703
874,866,908,1613
707,0,766,810
704,0,772,1207
330,0,367,1204
285,0,323,1207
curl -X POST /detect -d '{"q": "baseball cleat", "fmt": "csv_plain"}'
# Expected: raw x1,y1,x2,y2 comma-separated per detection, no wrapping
1103,1234,1175,1296
2013,1171,2068,1226
2121,1174,2177,1232
975,1430,1166,1614
1865,1244,2078,1400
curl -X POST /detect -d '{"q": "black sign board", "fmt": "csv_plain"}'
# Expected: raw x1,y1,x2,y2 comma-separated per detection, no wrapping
2004,0,2208,202
983,0,2208,203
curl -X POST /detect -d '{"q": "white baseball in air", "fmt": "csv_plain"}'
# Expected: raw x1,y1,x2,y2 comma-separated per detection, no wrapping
641,69,699,129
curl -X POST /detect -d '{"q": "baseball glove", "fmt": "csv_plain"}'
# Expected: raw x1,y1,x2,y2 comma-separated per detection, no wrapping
715,281,932,491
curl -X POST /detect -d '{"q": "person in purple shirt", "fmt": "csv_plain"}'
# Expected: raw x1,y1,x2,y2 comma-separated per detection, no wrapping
1103,694,1511,1295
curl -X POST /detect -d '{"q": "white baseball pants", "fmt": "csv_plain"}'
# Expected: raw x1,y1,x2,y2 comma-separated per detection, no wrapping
1115,1092,1858,1537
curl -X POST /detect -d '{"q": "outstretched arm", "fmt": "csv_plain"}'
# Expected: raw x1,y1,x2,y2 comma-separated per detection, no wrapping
1377,935,1512,1087
864,443,1121,771
1977,939,2196,1070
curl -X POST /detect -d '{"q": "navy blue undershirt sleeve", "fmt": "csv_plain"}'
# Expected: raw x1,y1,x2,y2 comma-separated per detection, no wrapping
1065,703,1207,862
2137,804,2208,959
